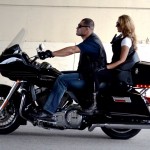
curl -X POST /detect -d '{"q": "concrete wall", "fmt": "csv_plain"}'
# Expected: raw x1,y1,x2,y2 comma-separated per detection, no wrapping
0,0,150,43
0,0,150,90
0,42,149,86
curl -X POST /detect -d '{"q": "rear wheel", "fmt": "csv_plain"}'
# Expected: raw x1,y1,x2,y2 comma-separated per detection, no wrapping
0,85,21,134
101,127,141,139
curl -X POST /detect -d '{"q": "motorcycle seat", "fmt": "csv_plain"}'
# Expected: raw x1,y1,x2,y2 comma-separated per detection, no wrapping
98,81,130,94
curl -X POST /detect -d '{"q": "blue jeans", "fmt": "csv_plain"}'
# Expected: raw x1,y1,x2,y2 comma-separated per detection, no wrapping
43,73,85,114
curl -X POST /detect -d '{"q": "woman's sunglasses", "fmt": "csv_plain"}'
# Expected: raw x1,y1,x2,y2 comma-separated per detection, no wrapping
116,22,121,27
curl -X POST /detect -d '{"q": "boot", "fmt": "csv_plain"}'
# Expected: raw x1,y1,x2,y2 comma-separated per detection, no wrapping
80,103,97,115
31,110,56,122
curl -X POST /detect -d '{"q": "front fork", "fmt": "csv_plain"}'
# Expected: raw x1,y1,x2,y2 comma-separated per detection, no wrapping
0,81,21,112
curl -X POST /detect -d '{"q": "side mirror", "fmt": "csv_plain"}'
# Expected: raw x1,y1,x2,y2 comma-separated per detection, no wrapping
39,43,45,51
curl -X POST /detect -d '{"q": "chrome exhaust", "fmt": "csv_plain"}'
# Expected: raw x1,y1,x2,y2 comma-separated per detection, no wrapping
88,123,150,132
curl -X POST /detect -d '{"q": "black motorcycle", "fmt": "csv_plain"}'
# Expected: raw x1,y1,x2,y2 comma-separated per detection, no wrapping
0,29,150,139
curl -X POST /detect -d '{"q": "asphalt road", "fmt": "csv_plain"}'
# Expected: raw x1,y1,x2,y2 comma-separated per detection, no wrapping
0,123,150,150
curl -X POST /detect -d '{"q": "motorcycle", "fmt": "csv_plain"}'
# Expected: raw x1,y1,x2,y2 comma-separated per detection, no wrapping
0,29,150,139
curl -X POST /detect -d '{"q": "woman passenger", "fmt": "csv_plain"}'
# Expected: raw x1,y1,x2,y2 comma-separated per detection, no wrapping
96,14,140,88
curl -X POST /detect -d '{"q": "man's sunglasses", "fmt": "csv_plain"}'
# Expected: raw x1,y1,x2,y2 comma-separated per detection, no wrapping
77,24,90,28
116,22,121,27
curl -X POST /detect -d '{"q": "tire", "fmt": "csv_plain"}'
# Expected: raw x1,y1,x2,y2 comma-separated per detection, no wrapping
101,127,141,139
0,85,21,134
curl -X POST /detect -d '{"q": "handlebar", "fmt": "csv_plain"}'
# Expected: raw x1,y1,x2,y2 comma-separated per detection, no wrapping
28,43,46,64
30,55,39,63
29,43,50,64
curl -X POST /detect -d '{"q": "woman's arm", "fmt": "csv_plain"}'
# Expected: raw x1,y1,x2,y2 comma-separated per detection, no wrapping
107,45,130,69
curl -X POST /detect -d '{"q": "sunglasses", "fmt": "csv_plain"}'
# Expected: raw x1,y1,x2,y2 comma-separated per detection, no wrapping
116,22,121,27
77,24,90,28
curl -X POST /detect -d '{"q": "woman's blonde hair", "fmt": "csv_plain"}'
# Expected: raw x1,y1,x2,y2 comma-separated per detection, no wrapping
118,15,137,50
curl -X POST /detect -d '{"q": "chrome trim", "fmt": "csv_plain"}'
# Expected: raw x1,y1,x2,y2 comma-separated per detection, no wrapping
0,81,20,112
19,93,26,120
88,123,150,131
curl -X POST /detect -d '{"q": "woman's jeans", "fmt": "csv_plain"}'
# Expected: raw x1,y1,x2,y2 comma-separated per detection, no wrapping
43,73,85,114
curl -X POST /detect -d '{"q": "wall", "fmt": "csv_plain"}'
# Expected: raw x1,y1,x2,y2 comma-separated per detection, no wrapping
0,0,150,95
0,0,150,44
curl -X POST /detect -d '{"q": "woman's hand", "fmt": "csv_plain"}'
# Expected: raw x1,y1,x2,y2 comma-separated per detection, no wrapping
107,45,130,69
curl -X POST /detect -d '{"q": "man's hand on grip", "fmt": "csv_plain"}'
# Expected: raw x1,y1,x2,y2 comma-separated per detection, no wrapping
38,50,54,60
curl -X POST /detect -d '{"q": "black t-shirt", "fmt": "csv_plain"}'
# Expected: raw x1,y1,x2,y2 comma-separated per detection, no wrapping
77,33,107,78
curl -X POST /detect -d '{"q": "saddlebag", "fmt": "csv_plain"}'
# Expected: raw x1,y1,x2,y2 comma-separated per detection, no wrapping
132,61,150,85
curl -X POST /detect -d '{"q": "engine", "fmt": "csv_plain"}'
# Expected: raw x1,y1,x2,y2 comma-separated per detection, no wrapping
52,107,83,129
65,109,83,128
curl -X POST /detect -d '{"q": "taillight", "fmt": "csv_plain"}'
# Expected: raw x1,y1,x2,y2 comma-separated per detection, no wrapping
145,97,150,103
135,84,150,88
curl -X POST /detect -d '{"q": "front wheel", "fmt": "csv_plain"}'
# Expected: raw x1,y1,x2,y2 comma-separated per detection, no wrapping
0,85,21,134
101,127,141,139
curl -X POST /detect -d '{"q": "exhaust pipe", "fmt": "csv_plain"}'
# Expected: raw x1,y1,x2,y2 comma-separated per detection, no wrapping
88,123,150,132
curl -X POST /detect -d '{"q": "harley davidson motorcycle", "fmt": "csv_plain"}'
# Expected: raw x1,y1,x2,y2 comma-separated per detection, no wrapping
0,29,150,139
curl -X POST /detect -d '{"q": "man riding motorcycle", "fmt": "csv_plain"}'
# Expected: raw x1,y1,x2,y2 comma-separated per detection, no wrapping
36,18,107,121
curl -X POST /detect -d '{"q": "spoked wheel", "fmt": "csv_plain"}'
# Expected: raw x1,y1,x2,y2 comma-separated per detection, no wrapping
0,85,21,134
101,127,141,139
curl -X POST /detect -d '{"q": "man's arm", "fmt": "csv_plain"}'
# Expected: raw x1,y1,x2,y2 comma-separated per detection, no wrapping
52,46,80,57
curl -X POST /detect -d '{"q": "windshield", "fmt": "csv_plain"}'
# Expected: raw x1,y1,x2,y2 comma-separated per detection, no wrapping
6,28,26,49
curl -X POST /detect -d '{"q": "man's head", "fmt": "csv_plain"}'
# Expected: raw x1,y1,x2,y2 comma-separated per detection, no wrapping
76,18,94,39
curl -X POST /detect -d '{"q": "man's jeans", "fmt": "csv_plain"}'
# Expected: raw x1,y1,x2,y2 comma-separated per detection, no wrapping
43,73,85,114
